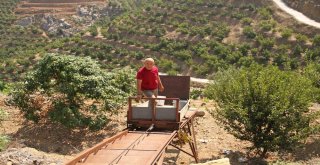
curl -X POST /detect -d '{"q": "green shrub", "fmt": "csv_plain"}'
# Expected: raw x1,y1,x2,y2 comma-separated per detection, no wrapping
258,7,272,20
296,33,308,43
280,28,293,39
256,35,275,50
11,54,135,130
190,89,203,99
204,65,319,157
0,81,5,91
259,20,276,31
243,26,256,39
0,135,9,151
0,108,9,151
303,62,320,102
313,35,320,46
241,17,253,25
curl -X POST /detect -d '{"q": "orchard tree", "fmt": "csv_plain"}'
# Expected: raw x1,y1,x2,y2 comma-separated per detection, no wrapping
11,54,135,130
204,64,320,157
303,62,320,102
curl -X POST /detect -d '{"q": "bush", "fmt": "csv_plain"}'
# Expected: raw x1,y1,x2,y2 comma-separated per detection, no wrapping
0,108,9,151
243,26,256,39
0,81,5,91
11,54,135,130
303,62,320,102
296,33,308,43
313,35,320,47
256,35,275,50
0,135,9,151
280,28,293,39
241,17,253,25
190,89,203,99
204,65,319,157
259,20,276,31
258,7,272,20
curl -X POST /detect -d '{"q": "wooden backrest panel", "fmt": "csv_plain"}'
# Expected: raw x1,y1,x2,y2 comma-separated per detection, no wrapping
158,75,190,100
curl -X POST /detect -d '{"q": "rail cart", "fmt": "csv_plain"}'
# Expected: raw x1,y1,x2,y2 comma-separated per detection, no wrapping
65,75,199,165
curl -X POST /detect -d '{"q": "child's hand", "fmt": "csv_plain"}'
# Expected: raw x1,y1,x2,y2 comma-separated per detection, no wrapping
159,85,164,92
136,94,142,100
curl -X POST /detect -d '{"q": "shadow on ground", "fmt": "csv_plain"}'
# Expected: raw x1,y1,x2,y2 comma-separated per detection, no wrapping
8,120,122,155
292,136,320,161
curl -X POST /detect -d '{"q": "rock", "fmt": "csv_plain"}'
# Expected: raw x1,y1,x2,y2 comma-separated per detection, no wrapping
238,157,248,163
221,149,232,155
196,110,205,117
199,139,208,143
79,7,89,16
190,158,230,165
16,17,33,27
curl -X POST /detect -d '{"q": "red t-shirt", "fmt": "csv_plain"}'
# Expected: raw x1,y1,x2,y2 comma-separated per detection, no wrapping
136,66,159,90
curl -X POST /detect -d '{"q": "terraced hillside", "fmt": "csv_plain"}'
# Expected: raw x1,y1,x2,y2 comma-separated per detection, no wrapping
15,0,106,16
68,0,320,78
1,0,320,81
0,0,49,81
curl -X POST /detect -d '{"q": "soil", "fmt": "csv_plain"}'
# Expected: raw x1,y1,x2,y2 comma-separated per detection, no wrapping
1,93,320,165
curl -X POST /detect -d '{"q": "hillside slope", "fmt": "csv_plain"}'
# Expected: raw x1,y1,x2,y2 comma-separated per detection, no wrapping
1,0,320,81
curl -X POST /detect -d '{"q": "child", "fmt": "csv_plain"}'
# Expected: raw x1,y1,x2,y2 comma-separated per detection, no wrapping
136,58,164,100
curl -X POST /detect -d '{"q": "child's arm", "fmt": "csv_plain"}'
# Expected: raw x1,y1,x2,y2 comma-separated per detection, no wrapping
157,75,164,92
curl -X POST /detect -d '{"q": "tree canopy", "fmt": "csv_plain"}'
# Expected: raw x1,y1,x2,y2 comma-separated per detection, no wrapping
204,64,320,157
11,54,135,130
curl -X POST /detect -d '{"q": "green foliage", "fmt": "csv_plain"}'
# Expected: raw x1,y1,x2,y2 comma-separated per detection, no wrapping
303,62,320,102
158,58,179,73
313,35,320,47
190,89,203,99
204,65,319,157
0,108,9,151
89,26,98,37
256,35,275,50
0,80,5,91
258,7,272,20
295,33,308,43
241,17,253,25
259,20,276,31
11,54,135,130
243,26,256,39
0,135,9,151
280,28,293,39
0,108,8,125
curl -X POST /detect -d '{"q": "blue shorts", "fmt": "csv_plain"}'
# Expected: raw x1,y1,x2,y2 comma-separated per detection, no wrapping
142,89,158,97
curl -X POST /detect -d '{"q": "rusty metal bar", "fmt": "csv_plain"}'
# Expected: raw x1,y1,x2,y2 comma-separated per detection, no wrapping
190,118,198,162
128,98,132,122
146,131,177,165
175,99,180,122
65,130,129,165
109,124,155,164
170,143,195,157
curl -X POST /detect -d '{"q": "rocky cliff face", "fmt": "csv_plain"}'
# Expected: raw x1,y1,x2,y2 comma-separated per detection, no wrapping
282,0,320,22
